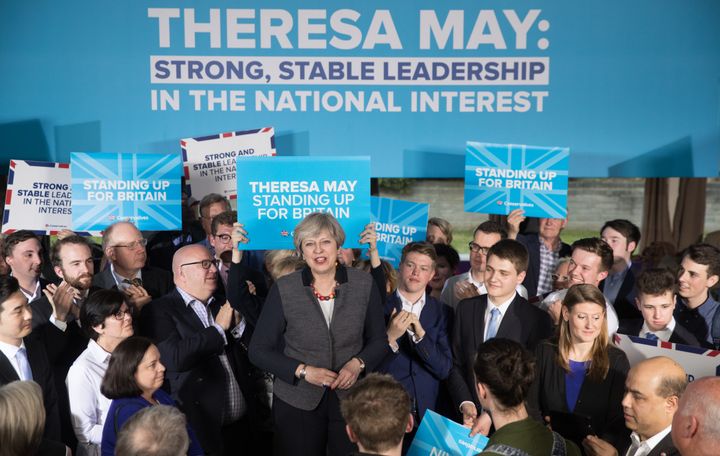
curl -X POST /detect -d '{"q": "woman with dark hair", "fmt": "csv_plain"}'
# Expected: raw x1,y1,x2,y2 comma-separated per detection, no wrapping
473,338,580,455
249,212,387,455
66,290,133,456
429,243,459,300
99,336,203,456
527,284,630,452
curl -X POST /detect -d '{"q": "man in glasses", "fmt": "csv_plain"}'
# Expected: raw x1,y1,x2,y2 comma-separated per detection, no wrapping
441,221,527,310
141,244,248,455
93,222,173,309
507,209,572,300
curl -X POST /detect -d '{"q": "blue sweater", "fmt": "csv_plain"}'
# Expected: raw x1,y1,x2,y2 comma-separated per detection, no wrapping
101,389,204,456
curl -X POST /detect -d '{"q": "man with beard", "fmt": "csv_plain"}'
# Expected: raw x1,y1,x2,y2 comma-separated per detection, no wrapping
3,230,49,303
93,221,173,309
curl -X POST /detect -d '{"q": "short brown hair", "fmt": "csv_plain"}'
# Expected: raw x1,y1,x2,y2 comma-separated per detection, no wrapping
473,220,507,239
487,239,529,273
600,219,641,246
636,268,676,297
3,230,40,259
51,235,92,267
400,241,437,265
571,238,614,273
682,243,720,279
473,338,535,411
198,193,231,218
340,374,410,453
211,210,237,235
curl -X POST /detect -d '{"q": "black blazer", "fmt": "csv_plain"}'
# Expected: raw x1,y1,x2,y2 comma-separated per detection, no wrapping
527,340,631,452
0,336,62,442
140,288,244,455
647,433,680,456
618,319,701,347
516,234,571,298
447,293,553,408
600,263,642,320
91,265,173,300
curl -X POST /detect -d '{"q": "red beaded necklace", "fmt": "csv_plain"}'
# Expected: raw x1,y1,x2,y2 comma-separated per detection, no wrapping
312,282,338,301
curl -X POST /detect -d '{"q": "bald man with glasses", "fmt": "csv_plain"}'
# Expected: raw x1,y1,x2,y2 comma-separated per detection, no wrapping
140,244,250,455
93,222,173,309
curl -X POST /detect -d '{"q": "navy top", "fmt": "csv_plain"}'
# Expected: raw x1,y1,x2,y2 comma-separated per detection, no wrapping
564,360,588,412
101,389,204,456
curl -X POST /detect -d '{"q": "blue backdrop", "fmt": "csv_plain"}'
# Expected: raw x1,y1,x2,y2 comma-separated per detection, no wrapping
1,1,718,178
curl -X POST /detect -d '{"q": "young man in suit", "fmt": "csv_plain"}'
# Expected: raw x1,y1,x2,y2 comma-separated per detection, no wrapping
447,239,553,436
0,275,61,442
618,268,700,346
141,244,247,455
92,221,173,310
600,219,642,320
584,356,686,456
379,242,452,422
4,230,49,304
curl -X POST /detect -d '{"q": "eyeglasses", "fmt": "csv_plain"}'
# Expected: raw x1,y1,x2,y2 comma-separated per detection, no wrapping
468,242,491,255
552,274,570,282
180,259,219,270
112,308,131,320
213,234,232,243
112,239,148,250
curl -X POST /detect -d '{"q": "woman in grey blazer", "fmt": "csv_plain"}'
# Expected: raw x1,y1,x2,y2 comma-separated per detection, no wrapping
249,213,388,456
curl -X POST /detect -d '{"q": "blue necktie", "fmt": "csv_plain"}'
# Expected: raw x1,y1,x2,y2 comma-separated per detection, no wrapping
486,308,501,341
645,332,659,341
15,347,33,381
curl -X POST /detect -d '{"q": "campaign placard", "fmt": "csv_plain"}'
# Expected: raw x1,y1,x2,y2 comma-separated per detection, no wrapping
71,152,182,231
1,160,81,235
464,142,569,219
407,409,489,456
182,127,276,200
370,196,428,268
614,334,720,379
236,156,370,250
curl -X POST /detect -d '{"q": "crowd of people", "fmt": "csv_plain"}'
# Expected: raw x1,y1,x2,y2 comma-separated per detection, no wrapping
0,191,719,456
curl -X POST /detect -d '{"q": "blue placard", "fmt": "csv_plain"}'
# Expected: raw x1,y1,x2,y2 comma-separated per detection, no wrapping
464,142,569,219
236,156,370,250
371,196,428,268
71,152,182,231
407,409,489,456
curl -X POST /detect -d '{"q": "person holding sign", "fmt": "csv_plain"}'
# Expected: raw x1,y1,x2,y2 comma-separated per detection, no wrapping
473,338,580,456
527,284,630,453
249,212,388,456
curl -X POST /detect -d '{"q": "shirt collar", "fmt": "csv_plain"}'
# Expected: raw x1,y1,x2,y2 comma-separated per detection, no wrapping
487,292,516,316
629,425,671,453
640,317,676,340
396,290,426,314
87,339,112,364
176,286,215,307
465,270,483,287
110,263,142,287
0,339,26,360
17,279,40,302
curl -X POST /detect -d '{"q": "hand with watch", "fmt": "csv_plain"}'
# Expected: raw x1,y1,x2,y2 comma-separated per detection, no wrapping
295,357,366,390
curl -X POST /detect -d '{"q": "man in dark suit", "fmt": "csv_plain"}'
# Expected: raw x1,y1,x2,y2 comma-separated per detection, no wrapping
584,356,686,456
3,230,50,304
619,268,700,346
507,210,572,299
600,219,642,320
448,239,553,435
92,221,173,310
378,242,452,422
0,275,61,442
141,244,247,455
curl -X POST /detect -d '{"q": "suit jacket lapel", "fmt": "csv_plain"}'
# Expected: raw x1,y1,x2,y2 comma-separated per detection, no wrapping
497,296,522,341
173,290,211,332
0,349,20,383
473,296,487,348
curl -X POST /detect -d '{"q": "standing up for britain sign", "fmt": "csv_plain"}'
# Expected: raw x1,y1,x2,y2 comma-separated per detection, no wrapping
371,196,428,268
71,152,182,232
236,156,371,250
464,142,569,219
182,127,276,200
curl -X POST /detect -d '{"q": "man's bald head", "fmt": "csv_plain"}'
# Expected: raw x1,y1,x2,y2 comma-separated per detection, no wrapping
172,244,218,302
672,377,720,456
622,357,687,440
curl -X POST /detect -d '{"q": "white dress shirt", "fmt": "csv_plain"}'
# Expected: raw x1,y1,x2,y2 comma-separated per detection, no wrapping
483,293,516,341
625,425,672,456
396,290,426,343
640,318,676,342
0,339,28,380
66,339,111,456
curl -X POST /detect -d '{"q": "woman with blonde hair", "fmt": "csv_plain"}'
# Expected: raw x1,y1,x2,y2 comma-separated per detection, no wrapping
0,381,68,456
527,284,630,452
